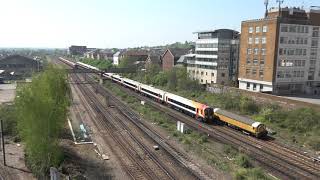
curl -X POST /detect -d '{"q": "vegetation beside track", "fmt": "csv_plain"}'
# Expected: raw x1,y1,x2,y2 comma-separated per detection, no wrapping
104,80,273,179
80,58,113,69
14,65,70,177
121,65,320,151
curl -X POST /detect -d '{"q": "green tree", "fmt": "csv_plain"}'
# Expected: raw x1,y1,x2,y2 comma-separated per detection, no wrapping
167,68,177,90
118,57,137,69
15,65,70,177
152,71,168,86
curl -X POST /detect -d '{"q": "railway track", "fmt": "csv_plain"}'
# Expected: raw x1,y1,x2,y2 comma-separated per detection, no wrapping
96,85,215,180
71,74,173,179
102,77,320,180
70,73,206,179
57,57,320,179
222,126,320,177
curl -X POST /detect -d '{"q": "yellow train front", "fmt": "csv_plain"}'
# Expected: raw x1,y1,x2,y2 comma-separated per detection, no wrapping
213,108,267,138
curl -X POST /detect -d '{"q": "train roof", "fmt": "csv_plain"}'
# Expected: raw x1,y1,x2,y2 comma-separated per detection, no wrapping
76,61,100,71
215,109,258,126
140,84,166,93
122,77,140,84
165,92,208,109
111,74,122,78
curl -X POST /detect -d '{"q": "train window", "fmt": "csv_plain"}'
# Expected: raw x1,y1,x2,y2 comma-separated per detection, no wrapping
168,98,196,111
142,88,160,97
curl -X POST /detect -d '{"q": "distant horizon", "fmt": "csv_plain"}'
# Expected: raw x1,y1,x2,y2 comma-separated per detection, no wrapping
0,40,193,49
0,0,318,49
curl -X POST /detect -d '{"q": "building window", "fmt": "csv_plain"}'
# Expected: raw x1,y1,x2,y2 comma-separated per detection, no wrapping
281,26,288,32
260,59,265,65
280,37,288,44
290,25,298,33
252,69,257,75
249,27,253,33
260,84,264,90
253,59,258,65
261,48,266,55
313,30,319,37
254,48,259,55
246,69,250,76
248,37,253,44
255,37,259,44
221,73,225,77
256,26,260,33
262,37,266,44
279,48,283,55
246,82,250,89
259,70,264,77
201,79,203,82
246,59,251,64
211,73,214,76
247,48,252,55
311,39,318,47
262,26,267,32
277,71,284,78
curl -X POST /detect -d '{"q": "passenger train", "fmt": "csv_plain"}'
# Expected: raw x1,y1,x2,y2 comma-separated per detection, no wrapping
59,57,268,138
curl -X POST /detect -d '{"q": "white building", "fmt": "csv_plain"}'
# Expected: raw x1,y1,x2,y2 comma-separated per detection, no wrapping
113,51,121,66
187,29,239,85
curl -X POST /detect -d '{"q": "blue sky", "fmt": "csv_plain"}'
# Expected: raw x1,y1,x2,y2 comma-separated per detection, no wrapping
0,0,318,48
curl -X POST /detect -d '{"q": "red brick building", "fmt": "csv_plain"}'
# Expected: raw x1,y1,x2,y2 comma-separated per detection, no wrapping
161,48,190,71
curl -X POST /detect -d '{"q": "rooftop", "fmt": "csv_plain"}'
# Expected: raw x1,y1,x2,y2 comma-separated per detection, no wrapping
193,29,239,34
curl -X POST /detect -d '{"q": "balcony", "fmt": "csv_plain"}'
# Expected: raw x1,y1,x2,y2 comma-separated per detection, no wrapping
196,54,218,59
187,59,196,64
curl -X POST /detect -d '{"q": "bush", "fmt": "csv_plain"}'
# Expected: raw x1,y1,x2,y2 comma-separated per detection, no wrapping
248,168,270,180
236,154,252,168
239,96,259,115
307,136,320,151
234,168,247,180
223,145,238,158
234,168,270,180
198,135,208,144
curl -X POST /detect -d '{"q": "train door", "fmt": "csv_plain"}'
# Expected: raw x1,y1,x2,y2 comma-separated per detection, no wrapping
196,108,199,119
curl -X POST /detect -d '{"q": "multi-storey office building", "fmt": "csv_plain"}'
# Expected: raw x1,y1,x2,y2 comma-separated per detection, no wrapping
187,29,239,85
238,7,320,95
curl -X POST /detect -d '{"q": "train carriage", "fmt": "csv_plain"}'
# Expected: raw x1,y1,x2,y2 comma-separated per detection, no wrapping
111,74,123,84
165,93,213,122
140,84,166,102
103,73,113,80
213,108,267,138
59,57,76,67
122,78,140,91
76,62,100,72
